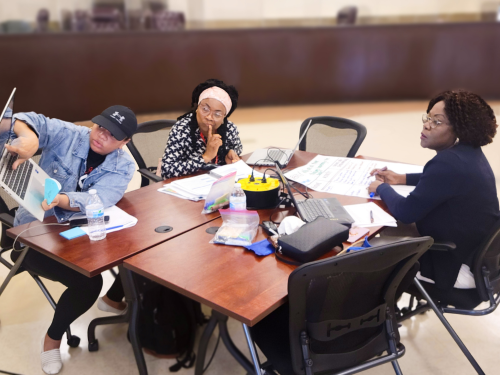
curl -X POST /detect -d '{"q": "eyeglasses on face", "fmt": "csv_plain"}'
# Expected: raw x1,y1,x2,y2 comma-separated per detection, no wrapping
421,113,447,129
199,104,225,120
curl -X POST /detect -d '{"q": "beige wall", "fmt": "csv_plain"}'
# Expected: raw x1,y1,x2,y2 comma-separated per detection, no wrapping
0,0,498,23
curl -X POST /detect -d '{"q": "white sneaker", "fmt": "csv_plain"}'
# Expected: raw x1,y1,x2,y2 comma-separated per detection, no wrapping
97,297,127,315
41,335,62,375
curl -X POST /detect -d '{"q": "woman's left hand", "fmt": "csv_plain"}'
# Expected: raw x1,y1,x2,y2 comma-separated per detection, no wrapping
225,149,240,164
368,180,384,194
41,194,60,211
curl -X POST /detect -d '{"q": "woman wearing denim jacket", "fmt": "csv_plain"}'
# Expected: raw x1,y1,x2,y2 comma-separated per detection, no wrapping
9,106,137,374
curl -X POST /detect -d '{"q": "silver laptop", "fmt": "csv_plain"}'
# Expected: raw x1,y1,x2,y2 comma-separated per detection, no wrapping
246,119,312,167
0,88,50,222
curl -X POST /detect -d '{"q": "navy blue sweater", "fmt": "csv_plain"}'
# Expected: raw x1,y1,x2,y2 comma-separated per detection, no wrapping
377,143,500,291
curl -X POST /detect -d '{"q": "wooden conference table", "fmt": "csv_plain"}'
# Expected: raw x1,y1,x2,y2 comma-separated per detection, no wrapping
4,174,221,374
123,151,385,375
5,150,385,375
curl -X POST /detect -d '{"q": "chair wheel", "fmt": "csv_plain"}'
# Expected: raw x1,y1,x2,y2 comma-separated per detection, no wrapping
88,339,99,352
67,335,80,348
400,307,410,314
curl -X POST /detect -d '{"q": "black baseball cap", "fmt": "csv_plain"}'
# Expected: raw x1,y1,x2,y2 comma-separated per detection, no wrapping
92,105,137,141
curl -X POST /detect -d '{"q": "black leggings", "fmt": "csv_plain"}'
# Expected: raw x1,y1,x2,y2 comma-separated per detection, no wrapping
12,249,103,341
106,273,124,302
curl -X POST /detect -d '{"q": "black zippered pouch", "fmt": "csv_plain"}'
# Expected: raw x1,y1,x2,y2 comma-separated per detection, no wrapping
276,217,349,265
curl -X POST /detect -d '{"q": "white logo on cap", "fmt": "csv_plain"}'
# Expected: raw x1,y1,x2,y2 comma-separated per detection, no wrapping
111,111,125,124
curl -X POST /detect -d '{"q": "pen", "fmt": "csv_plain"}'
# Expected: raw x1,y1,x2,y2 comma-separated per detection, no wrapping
373,166,388,176
370,210,374,224
106,225,124,231
369,192,375,198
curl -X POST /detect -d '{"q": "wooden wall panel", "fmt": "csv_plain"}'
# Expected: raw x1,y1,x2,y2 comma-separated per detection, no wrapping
1,22,499,121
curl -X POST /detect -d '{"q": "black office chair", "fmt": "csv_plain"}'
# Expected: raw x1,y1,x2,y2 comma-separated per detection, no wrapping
298,116,367,158
251,237,433,375
0,152,81,347
126,119,175,187
398,219,500,375
337,6,358,25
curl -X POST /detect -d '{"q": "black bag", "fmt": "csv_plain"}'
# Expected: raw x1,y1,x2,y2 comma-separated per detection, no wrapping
134,275,206,372
276,217,349,265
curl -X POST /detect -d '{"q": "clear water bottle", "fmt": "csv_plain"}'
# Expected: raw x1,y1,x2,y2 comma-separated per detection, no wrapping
86,189,106,241
229,183,247,210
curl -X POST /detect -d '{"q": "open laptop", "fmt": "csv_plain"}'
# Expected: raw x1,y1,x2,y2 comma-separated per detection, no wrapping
0,88,49,222
246,119,313,167
275,164,354,226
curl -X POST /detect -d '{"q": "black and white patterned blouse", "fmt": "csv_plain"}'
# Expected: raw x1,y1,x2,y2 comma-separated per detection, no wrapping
160,112,243,179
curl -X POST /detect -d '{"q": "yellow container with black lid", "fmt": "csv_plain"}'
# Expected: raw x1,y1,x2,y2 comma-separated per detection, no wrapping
239,175,280,209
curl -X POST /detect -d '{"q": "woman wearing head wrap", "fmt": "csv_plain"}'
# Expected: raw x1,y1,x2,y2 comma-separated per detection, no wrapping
159,79,242,179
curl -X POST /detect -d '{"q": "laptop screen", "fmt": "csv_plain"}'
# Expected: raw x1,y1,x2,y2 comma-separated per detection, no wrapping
0,89,16,157
274,164,304,220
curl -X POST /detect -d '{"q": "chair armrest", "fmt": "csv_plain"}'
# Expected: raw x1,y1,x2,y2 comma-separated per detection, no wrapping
0,213,14,228
138,168,163,183
429,241,457,252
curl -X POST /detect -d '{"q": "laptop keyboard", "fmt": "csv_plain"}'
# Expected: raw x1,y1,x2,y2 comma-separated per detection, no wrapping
297,199,335,222
1,151,33,200
267,149,286,163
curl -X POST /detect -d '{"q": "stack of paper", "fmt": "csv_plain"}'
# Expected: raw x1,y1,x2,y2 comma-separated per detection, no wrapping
210,160,263,180
344,202,397,228
158,161,266,201
159,174,217,201
72,205,138,234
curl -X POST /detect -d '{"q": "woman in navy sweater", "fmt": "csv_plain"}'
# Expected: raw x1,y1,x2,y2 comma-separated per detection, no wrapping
368,90,499,294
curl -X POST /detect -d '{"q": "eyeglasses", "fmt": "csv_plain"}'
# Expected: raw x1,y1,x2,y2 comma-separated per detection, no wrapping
199,104,225,120
422,113,447,129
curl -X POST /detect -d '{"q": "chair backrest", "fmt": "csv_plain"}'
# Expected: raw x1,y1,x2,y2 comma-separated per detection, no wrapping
472,218,500,301
126,119,175,177
147,11,185,31
36,9,50,33
92,0,126,13
288,237,433,374
298,116,367,158
72,10,91,32
337,6,358,25
143,0,167,13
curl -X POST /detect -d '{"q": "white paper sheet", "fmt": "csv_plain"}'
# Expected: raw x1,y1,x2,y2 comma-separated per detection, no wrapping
344,202,397,228
284,155,423,199
210,160,263,180
71,205,138,234
170,174,217,199
158,184,204,201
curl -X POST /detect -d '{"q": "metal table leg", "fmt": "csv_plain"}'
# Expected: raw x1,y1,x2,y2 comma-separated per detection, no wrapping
195,310,255,375
243,323,262,375
216,311,255,374
121,266,147,375
194,313,219,375
87,265,147,375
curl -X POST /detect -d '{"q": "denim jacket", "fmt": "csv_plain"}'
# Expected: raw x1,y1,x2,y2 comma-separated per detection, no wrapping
13,112,135,226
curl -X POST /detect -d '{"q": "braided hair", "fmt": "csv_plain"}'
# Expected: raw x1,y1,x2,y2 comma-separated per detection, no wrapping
178,79,239,162
427,90,497,147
